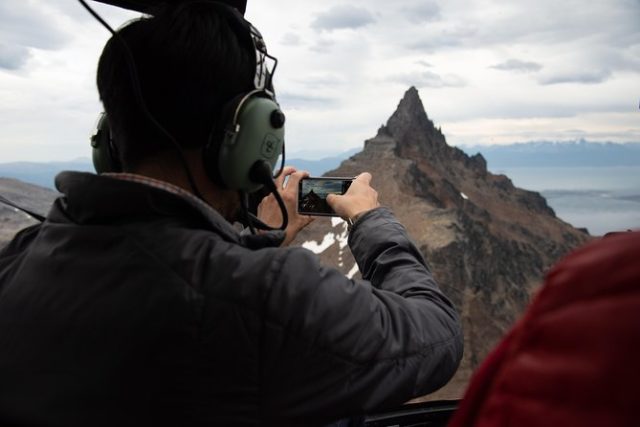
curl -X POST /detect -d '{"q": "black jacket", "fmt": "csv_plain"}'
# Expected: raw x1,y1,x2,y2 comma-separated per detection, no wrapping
0,172,462,426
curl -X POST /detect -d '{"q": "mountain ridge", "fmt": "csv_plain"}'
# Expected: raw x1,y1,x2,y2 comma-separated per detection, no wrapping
0,178,57,246
293,86,591,400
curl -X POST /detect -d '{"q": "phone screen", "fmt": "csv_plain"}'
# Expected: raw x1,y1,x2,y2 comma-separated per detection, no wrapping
298,177,353,216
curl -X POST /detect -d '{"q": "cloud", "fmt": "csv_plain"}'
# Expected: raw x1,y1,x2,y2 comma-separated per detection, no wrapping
491,59,543,73
438,98,632,121
0,3,68,49
1,0,638,163
402,2,441,23
0,43,31,70
49,1,142,23
407,26,477,52
310,38,335,54
281,32,301,46
277,92,337,109
539,69,613,85
0,1,71,70
389,70,466,88
581,47,640,75
293,72,346,90
415,60,433,68
472,0,640,50
311,6,375,32
401,0,639,56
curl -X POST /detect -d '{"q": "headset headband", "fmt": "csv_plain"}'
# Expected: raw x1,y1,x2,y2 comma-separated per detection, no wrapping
199,1,277,93
248,23,277,91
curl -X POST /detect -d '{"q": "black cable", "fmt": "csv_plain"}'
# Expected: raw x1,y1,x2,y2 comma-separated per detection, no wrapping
0,195,46,222
240,192,257,235
258,179,288,230
244,186,288,231
240,160,288,233
265,52,278,92
77,0,205,200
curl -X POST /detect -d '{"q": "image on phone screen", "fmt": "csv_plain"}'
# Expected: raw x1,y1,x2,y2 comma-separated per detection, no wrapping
298,178,353,216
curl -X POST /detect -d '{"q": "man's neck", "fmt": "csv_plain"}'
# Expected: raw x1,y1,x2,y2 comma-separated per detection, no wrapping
132,150,240,221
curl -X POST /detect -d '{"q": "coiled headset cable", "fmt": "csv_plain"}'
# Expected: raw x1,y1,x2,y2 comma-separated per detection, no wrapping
243,160,289,233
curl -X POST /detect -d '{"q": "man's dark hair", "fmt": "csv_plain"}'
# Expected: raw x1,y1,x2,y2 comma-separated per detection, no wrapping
97,3,255,171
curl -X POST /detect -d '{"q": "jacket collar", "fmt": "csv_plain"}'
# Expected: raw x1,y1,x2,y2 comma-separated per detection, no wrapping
51,171,242,243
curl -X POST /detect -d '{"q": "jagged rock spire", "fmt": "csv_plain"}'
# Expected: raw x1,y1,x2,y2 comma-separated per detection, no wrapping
395,87,426,118
380,87,448,160
385,87,433,136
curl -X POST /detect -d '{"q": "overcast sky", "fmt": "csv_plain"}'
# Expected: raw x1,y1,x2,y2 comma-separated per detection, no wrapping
0,0,638,162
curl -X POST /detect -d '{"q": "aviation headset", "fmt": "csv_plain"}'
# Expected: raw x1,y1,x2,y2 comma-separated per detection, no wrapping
89,1,285,194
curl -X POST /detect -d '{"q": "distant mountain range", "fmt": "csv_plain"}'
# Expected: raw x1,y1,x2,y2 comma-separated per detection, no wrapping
0,141,637,190
462,140,640,168
0,150,361,190
0,160,94,190
287,148,361,176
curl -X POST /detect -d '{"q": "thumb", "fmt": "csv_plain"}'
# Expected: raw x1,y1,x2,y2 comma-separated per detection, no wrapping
326,193,342,206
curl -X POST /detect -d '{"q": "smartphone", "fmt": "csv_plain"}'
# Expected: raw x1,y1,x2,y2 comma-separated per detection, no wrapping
298,177,354,216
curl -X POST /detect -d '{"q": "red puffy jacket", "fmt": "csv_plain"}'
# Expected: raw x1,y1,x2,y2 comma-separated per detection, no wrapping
449,231,640,427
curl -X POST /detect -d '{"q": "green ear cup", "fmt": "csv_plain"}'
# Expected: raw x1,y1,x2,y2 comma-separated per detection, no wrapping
90,113,122,174
217,94,285,192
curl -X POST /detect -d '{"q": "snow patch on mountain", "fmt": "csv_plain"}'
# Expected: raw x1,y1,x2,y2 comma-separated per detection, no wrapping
347,263,359,279
302,232,336,254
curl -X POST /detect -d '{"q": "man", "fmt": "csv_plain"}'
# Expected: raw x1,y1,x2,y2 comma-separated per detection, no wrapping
0,2,462,426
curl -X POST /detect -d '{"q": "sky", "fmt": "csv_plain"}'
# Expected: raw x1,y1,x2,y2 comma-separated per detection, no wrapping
0,0,638,162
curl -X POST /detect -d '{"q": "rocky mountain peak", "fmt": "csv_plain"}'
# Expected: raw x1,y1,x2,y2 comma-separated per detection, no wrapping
378,87,457,168
294,87,590,400
389,86,426,125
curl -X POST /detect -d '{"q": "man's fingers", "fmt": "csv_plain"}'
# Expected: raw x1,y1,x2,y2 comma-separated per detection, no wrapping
275,166,297,188
285,170,309,193
355,172,372,185
326,193,341,205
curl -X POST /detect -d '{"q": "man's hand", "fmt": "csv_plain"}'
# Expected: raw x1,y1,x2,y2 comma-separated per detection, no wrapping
257,166,314,246
326,172,379,222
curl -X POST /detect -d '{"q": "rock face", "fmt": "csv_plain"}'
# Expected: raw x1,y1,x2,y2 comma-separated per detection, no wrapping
0,178,57,247
293,87,591,400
